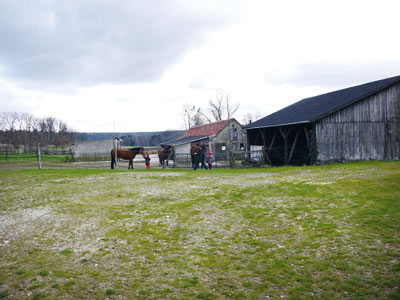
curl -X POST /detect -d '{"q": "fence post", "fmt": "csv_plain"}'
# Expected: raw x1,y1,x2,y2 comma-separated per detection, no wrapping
229,146,235,168
37,143,42,169
69,147,74,161
114,138,118,168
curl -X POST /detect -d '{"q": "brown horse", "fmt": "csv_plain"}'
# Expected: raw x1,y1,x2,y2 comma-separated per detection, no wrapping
158,146,173,167
111,147,145,169
190,145,206,168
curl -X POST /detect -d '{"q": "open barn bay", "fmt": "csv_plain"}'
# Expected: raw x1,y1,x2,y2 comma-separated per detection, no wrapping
0,162,399,299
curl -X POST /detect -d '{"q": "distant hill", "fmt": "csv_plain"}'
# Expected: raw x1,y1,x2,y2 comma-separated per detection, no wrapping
78,130,185,146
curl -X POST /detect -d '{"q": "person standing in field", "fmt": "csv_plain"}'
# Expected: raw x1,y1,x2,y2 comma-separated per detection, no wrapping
145,153,151,169
194,145,208,170
206,152,214,169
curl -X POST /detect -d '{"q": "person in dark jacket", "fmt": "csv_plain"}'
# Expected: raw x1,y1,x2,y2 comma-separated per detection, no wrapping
194,145,208,170
145,153,151,169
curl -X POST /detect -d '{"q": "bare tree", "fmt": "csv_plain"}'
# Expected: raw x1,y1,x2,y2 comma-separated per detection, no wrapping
180,103,197,130
192,112,205,127
43,117,56,145
20,113,35,151
225,93,239,119
54,120,70,147
0,112,19,146
0,112,19,131
198,90,239,123
0,111,76,148
21,113,35,132
242,112,263,126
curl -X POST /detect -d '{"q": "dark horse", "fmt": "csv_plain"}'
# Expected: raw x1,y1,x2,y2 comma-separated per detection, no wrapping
111,147,145,169
190,145,206,168
158,146,173,167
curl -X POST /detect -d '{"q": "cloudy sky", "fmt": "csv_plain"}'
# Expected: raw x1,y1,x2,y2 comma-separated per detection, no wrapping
1,0,399,132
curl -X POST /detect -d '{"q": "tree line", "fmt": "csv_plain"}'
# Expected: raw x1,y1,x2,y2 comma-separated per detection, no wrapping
0,112,81,151
0,111,185,151
80,130,184,147
118,130,184,147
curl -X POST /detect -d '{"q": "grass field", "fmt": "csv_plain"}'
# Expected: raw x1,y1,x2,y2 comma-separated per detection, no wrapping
0,162,399,299
0,154,68,163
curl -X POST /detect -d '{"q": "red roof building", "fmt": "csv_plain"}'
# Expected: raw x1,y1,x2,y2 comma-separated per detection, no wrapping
163,118,246,155
180,120,230,138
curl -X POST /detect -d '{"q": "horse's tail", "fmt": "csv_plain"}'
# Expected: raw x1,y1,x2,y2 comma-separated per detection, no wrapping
111,150,115,169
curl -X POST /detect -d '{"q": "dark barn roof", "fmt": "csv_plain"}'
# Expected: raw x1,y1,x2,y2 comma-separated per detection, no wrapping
246,75,400,129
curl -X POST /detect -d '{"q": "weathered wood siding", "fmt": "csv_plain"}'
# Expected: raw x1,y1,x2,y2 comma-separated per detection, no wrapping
316,82,400,162
212,119,246,152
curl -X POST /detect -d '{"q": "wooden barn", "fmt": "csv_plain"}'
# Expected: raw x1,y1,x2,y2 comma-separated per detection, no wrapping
245,75,400,165
163,119,245,155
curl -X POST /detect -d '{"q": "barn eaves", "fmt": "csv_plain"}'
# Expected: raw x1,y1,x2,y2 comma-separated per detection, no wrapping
245,75,400,130
245,75,400,166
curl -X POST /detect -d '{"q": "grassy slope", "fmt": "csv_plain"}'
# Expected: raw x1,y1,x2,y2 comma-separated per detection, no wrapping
0,162,399,299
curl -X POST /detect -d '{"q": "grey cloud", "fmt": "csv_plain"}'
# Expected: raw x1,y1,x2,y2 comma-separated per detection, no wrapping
0,1,242,88
265,61,400,89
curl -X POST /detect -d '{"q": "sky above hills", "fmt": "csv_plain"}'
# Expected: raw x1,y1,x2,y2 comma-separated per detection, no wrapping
1,0,399,132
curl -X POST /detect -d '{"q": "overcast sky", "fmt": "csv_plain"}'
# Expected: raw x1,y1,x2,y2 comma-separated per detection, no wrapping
1,0,399,132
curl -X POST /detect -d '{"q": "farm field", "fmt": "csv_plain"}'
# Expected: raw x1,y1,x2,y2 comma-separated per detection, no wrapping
0,162,399,299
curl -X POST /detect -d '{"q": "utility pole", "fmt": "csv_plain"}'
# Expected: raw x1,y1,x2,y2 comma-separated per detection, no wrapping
113,122,117,168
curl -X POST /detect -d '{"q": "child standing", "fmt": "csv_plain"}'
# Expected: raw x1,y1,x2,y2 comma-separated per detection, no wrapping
145,153,151,169
206,152,214,169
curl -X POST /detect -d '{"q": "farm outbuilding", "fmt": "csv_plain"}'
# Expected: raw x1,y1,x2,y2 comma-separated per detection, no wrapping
73,137,120,157
163,119,245,155
245,75,400,165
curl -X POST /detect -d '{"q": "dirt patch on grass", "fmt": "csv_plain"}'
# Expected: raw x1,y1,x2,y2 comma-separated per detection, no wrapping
1,162,399,299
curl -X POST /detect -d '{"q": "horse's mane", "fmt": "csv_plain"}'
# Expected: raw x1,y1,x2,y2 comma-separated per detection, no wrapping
128,147,144,153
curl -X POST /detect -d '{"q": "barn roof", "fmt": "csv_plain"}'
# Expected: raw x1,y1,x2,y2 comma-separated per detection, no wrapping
180,119,231,138
245,75,400,129
162,119,237,146
161,135,208,147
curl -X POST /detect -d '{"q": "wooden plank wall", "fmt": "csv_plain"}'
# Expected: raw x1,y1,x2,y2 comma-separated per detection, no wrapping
316,82,400,162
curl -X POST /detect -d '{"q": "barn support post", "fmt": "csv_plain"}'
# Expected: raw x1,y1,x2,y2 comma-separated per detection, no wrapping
288,127,300,164
258,129,266,146
265,129,277,165
279,127,292,165
306,125,318,165
303,125,311,164
304,125,310,151
258,129,271,165
279,128,288,165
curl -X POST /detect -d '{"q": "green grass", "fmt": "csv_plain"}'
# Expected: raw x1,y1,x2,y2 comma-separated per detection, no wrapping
0,161,399,299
